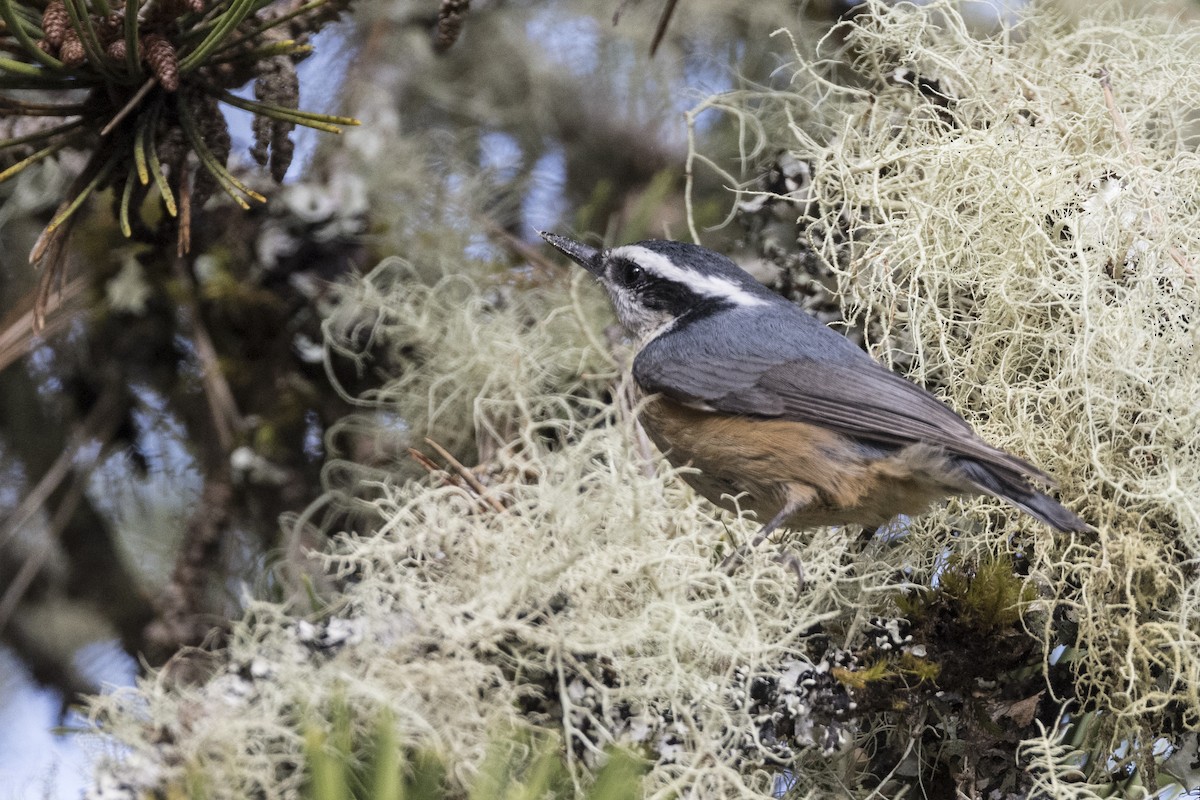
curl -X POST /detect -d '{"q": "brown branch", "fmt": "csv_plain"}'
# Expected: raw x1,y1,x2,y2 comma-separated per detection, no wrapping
100,77,157,137
0,387,123,636
483,221,561,286
177,162,192,256
171,256,241,452
424,437,506,513
0,386,121,552
0,275,84,374
407,447,443,475
27,145,116,329
141,473,235,664
0,472,87,634
29,220,72,331
649,0,679,57
408,447,478,495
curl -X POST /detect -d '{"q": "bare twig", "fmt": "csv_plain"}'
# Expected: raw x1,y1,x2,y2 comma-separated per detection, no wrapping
0,275,84,373
172,256,242,452
407,448,471,494
0,473,87,634
1097,68,1193,278
0,387,121,550
649,0,679,57
100,77,157,137
483,221,562,285
407,447,443,475
424,437,506,513
1097,70,1132,154
177,162,192,256
29,216,71,330
0,387,123,634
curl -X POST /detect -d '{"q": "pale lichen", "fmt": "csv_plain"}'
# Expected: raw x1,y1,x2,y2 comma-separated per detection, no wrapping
84,2,1200,797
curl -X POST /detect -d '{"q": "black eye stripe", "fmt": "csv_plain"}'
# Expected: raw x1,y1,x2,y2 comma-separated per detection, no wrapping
611,258,645,287
606,253,727,315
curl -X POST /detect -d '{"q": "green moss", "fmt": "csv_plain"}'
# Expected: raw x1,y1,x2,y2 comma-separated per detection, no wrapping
899,554,1034,633
895,652,940,685
945,555,1035,631
832,659,889,690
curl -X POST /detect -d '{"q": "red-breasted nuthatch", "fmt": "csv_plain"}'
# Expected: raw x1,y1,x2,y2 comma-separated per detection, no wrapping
540,232,1091,554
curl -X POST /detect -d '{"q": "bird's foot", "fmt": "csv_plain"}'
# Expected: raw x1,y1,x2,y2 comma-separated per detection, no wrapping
719,542,806,593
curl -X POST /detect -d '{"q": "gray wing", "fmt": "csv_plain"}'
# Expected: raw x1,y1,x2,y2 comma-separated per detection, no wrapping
632,308,1052,486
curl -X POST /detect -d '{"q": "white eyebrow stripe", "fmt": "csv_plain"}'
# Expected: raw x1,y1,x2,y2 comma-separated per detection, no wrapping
611,245,770,307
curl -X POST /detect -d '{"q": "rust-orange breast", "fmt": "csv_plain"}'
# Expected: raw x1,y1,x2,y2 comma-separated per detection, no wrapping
638,396,963,530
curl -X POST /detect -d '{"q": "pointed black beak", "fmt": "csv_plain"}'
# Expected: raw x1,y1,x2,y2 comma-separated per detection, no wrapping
538,231,602,275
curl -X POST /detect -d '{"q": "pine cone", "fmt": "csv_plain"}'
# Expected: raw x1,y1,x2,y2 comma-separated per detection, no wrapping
106,39,128,62
434,0,470,52
190,94,232,209
96,13,123,46
142,34,179,92
251,113,271,168
252,56,298,181
60,29,86,67
269,124,294,183
41,1,68,50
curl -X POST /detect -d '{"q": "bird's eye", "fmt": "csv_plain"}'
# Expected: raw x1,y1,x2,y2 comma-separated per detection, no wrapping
613,259,644,286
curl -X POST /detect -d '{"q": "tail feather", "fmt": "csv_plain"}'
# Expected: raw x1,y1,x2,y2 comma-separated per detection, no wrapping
1000,487,1094,533
956,459,1093,533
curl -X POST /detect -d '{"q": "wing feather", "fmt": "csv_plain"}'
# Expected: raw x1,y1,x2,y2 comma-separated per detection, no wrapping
633,309,1052,486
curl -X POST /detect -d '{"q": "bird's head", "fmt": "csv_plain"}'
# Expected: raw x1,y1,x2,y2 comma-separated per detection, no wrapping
539,232,774,342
